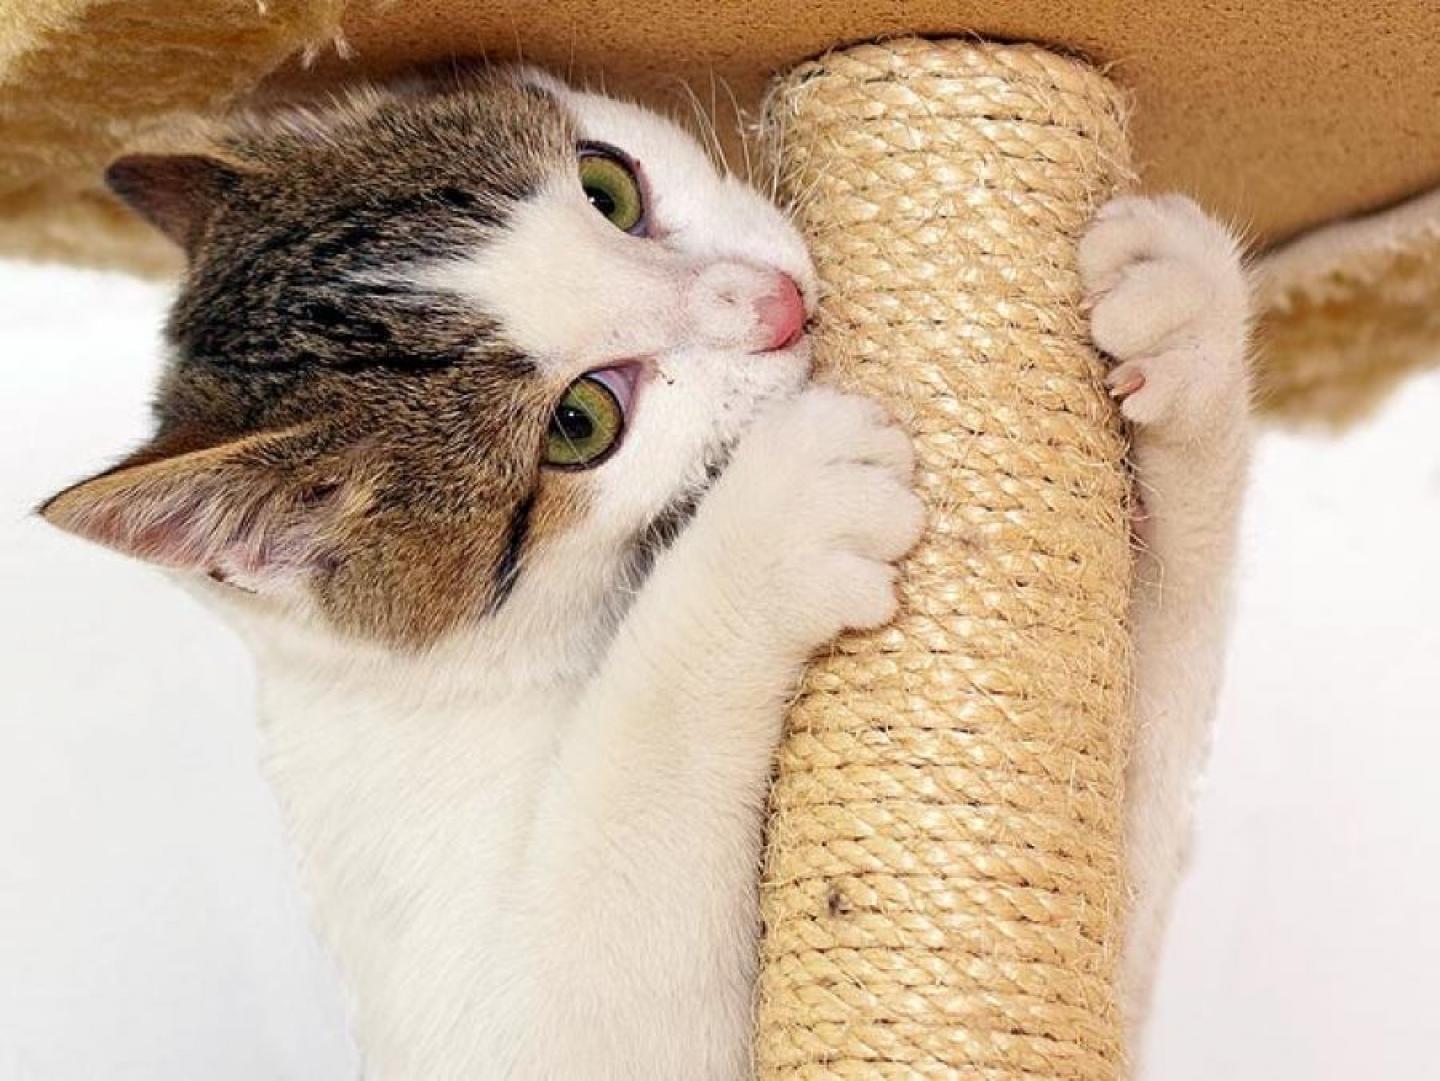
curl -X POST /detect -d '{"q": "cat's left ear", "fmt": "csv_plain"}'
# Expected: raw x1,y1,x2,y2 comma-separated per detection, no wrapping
39,430,357,589
105,154,243,255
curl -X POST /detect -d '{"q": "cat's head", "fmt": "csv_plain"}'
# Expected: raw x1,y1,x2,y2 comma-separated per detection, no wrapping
41,68,815,650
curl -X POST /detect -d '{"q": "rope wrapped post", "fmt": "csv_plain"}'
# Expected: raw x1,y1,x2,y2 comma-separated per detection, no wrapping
756,39,1136,1079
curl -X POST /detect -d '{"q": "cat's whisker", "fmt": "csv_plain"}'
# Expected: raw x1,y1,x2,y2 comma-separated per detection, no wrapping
565,27,579,86
671,77,727,175
714,75,754,187
705,72,735,179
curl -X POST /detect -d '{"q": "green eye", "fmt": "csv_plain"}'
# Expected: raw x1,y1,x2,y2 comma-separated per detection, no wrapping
579,149,645,233
544,374,625,468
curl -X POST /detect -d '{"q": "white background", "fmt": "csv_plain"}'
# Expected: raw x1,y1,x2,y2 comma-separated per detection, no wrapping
2,260,1438,1080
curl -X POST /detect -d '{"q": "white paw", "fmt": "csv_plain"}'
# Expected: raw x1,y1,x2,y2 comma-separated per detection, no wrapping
711,386,923,647
1079,195,1251,434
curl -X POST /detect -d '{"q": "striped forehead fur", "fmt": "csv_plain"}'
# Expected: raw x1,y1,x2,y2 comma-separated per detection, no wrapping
149,73,590,646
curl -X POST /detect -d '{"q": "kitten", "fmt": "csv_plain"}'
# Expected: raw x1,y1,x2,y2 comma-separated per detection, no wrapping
39,67,1249,1078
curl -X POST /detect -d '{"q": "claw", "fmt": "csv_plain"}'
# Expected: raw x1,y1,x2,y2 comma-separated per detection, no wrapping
1109,370,1146,399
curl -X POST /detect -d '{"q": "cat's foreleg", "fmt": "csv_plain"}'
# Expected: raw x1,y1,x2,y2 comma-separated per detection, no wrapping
518,386,922,1077
1080,195,1253,1042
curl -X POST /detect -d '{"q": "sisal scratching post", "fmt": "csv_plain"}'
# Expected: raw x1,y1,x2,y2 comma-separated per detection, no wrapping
756,39,1136,1078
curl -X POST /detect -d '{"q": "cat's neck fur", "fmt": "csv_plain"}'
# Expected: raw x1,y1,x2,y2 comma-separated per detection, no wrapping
217,523,624,706
199,544,624,1075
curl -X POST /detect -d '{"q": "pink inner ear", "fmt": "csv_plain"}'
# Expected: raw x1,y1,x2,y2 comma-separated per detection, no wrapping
40,434,334,583
109,507,211,569
48,479,229,570
39,416,352,586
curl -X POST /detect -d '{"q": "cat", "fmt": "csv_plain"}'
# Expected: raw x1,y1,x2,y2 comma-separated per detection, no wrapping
39,66,1250,1079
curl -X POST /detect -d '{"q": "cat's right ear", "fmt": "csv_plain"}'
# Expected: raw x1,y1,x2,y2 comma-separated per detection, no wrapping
38,429,360,592
105,154,241,255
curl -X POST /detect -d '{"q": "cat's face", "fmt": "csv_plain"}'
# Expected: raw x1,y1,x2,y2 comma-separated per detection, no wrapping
41,69,815,648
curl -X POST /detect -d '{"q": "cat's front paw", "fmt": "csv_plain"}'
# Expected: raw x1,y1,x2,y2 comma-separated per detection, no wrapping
713,386,923,647
1079,195,1250,437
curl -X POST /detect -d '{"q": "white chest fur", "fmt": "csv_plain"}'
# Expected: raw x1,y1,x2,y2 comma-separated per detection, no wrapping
254,641,569,1077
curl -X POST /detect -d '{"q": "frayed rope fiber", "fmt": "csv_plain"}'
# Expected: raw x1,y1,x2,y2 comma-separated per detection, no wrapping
755,39,1136,1079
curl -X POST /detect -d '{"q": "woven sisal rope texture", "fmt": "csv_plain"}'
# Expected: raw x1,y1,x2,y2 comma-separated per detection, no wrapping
755,39,1136,1079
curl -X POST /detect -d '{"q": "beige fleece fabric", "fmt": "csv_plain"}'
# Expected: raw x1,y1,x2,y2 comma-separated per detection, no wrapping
0,0,346,274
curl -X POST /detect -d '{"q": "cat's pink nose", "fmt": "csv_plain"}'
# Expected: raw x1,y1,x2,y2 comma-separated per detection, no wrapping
754,274,806,352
